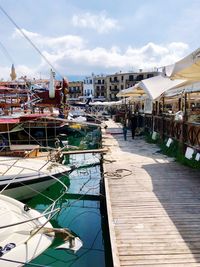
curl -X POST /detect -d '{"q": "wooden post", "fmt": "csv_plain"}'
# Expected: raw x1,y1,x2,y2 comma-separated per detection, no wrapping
181,92,188,153
161,97,165,141
184,92,188,121
155,101,158,115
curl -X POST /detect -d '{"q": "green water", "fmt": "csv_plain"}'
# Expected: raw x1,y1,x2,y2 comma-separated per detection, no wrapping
26,152,112,267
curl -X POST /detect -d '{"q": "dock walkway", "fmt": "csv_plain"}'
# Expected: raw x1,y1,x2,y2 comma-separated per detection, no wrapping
103,119,200,267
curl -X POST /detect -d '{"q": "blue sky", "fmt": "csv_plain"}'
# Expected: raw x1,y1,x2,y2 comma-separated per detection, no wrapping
0,0,200,80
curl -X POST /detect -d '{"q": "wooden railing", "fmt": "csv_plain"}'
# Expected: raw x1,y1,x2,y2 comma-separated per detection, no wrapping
186,122,200,149
144,114,200,150
144,114,153,130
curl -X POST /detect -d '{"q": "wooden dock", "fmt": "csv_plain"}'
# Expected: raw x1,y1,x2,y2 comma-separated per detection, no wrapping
103,119,200,267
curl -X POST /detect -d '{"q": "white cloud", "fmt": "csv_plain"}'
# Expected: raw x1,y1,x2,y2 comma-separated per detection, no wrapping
39,41,189,76
72,11,120,34
8,28,190,78
13,29,85,50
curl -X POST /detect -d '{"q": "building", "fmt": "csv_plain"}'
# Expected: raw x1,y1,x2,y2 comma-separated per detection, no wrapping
93,75,107,101
68,81,83,101
83,75,95,98
106,70,159,101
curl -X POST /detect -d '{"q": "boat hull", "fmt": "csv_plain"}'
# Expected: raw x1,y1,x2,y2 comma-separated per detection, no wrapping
0,194,54,267
0,157,70,200
1,173,60,200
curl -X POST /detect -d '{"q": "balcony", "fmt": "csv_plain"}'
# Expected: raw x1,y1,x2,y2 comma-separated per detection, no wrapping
110,79,119,84
68,89,82,94
94,81,105,85
110,87,119,92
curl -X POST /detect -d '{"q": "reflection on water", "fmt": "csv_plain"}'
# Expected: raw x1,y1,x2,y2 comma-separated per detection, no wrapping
27,153,112,267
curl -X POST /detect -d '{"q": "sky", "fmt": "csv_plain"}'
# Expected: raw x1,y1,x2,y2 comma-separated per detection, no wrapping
0,0,200,81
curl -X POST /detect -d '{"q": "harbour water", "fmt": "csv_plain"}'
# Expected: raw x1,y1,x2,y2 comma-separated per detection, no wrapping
26,131,112,267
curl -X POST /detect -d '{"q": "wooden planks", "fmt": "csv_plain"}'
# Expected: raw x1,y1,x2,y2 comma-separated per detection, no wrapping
103,119,200,267
62,147,108,155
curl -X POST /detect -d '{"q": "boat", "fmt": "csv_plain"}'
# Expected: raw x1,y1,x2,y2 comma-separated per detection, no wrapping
0,194,54,266
0,194,82,266
0,156,71,200
0,115,66,145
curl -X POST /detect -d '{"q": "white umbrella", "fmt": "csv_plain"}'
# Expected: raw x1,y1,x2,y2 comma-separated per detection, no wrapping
116,83,143,97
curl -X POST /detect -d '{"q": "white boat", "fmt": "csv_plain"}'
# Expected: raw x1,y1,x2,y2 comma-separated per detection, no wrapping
0,194,54,266
0,156,71,200
0,194,82,266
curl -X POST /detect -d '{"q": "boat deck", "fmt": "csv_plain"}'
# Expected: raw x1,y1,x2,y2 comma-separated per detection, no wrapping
103,119,200,267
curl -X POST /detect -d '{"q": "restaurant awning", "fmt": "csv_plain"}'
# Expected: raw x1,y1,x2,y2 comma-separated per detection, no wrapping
138,75,187,100
164,47,200,81
117,75,186,100
161,81,200,98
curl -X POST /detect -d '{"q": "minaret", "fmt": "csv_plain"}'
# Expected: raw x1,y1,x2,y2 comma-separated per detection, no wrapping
10,64,17,80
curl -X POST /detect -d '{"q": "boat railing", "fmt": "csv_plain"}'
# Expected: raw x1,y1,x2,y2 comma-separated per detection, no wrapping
0,156,69,195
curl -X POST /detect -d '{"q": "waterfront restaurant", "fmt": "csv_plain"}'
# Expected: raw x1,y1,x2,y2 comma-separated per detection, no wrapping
117,74,200,153
151,81,200,151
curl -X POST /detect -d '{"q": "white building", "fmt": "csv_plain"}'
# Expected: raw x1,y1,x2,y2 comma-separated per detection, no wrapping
83,74,95,98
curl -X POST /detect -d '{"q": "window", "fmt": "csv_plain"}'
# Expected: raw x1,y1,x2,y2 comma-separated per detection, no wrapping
147,73,153,78
136,74,144,81
129,75,134,81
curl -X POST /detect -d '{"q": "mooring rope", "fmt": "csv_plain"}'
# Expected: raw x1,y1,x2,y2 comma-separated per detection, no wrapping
104,168,132,179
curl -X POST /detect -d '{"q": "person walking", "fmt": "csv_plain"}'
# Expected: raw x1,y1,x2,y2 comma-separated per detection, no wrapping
130,115,137,139
123,124,128,141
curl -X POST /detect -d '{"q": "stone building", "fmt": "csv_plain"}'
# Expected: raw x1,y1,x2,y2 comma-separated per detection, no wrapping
68,81,83,100
93,75,106,101
106,71,159,101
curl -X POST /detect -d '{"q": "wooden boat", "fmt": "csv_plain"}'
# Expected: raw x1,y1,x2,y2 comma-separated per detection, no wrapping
0,194,82,266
